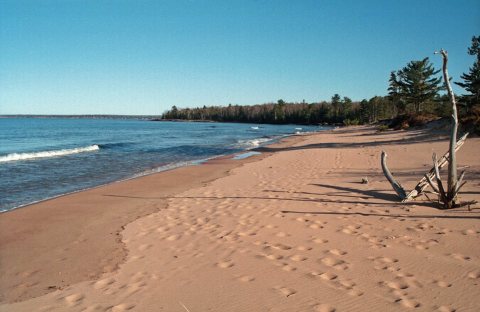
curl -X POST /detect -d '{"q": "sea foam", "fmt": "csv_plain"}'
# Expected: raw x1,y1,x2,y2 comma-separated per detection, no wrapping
237,137,272,149
0,145,100,163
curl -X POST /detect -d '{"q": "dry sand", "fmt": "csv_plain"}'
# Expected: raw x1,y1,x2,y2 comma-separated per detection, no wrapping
1,126,479,311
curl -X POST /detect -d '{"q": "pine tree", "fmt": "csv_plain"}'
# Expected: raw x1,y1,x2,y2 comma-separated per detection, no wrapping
395,58,443,113
455,35,480,110
388,71,406,114
330,94,341,121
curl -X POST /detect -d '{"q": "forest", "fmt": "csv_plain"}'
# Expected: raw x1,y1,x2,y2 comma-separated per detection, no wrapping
161,36,479,132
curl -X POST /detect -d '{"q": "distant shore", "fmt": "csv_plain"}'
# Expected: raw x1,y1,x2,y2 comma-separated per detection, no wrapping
0,115,158,120
1,126,479,311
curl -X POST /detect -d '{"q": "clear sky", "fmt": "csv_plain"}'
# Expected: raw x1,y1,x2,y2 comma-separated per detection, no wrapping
1,0,479,115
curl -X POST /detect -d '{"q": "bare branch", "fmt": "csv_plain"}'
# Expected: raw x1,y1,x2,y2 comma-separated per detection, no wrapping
456,171,466,193
455,180,467,194
404,132,468,201
433,153,447,204
381,151,407,200
425,173,439,193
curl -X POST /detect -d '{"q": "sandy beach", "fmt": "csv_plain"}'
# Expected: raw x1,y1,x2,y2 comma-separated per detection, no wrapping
1,126,479,312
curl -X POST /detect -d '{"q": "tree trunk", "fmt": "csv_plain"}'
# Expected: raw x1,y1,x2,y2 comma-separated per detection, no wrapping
440,50,458,208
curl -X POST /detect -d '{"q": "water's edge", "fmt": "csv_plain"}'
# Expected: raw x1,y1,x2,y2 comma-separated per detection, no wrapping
1,132,312,213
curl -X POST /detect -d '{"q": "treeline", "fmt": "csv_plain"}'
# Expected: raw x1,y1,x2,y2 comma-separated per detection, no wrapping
162,95,451,125
162,36,479,128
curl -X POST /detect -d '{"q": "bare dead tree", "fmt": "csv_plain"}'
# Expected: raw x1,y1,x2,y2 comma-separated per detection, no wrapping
430,49,469,208
380,50,475,208
403,133,468,201
380,133,468,202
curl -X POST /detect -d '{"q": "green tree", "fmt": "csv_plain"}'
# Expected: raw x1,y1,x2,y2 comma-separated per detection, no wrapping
394,58,443,113
359,99,371,123
342,96,352,116
274,99,286,122
388,71,406,114
330,94,341,121
455,35,480,110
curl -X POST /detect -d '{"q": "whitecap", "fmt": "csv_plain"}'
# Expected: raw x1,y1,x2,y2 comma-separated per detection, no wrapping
0,145,100,163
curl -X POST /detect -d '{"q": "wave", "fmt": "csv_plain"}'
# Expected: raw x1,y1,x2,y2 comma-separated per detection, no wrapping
0,145,100,163
98,142,131,149
236,137,273,149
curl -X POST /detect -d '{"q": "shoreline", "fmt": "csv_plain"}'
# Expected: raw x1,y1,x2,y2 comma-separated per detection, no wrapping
1,126,479,311
0,132,309,303
0,131,303,214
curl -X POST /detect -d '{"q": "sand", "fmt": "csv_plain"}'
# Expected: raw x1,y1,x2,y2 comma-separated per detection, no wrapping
1,126,479,311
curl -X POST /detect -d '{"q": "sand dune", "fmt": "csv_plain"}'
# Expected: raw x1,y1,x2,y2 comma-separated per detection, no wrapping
1,126,479,311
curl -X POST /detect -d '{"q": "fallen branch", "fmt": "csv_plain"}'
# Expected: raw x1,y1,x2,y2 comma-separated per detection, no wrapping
424,173,439,194
433,153,448,204
381,151,407,200
402,132,468,202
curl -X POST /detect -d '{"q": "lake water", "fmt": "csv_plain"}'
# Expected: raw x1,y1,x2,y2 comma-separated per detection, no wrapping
0,118,327,212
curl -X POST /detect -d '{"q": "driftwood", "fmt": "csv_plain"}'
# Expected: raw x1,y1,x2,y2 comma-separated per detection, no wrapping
403,132,468,201
381,151,407,200
382,50,475,208
432,49,469,208
442,50,459,204
381,132,468,202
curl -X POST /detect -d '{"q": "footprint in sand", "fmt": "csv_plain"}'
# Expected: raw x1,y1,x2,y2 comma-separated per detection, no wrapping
93,277,115,290
276,232,290,238
428,278,452,288
125,281,146,296
64,293,85,307
37,306,58,312
396,273,423,288
296,217,310,223
216,260,234,268
395,298,421,308
275,287,297,297
272,243,292,251
313,303,336,312
165,234,181,241
297,245,313,251
282,265,297,272
340,224,362,235
137,244,152,251
319,272,338,281
348,289,364,297
370,256,399,264
266,254,284,260
82,304,106,312
312,238,329,244
462,229,480,236
130,271,148,283
385,280,409,290
337,279,356,290
467,270,480,279
238,275,255,282
449,253,471,261
320,257,349,270
369,256,399,271
436,305,456,312
290,254,308,262
328,249,347,256
111,303,135,311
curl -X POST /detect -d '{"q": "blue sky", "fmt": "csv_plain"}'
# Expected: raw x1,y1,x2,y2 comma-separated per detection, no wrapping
1,0,479,115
